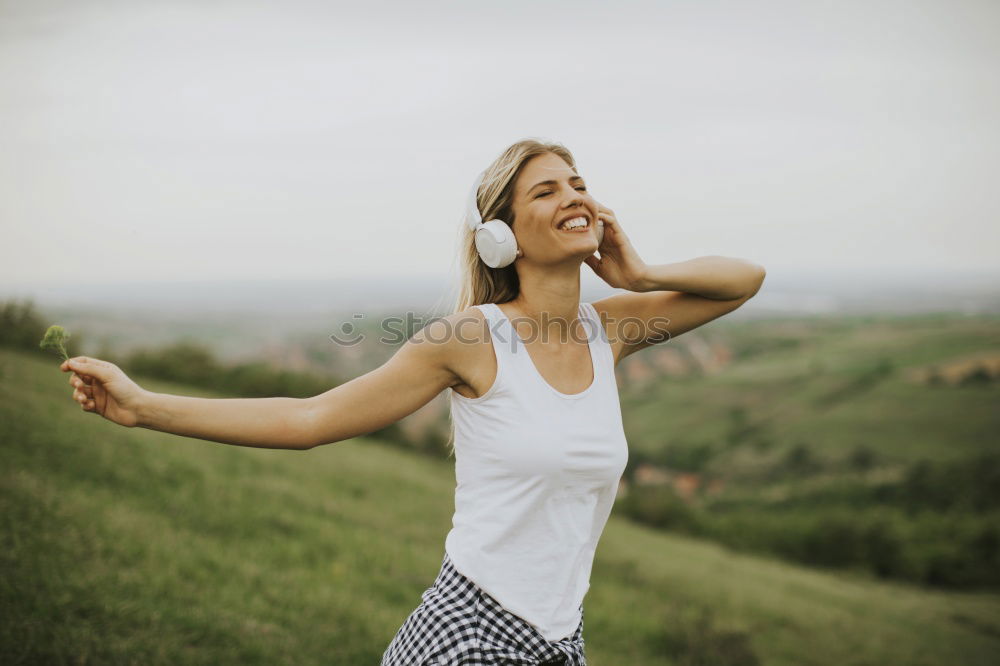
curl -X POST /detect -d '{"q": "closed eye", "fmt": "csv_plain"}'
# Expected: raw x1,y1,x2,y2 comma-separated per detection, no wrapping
536,186,587,199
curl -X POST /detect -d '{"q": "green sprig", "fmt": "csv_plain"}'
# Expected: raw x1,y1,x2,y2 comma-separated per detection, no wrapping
40,325,72,362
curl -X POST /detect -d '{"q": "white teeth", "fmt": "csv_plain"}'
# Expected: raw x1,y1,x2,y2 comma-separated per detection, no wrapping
559,216,588,230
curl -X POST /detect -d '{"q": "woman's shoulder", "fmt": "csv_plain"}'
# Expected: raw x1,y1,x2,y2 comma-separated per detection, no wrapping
408,306,495,392
436,305,490,335
411,306,492,360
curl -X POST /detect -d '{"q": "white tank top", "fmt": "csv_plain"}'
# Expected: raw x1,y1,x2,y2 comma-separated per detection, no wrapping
444,301,629,642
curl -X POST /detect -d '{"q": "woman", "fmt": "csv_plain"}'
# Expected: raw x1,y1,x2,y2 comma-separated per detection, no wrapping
62,138,766,664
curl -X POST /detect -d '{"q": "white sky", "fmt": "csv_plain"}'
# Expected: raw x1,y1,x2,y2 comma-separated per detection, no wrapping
2,0,998,290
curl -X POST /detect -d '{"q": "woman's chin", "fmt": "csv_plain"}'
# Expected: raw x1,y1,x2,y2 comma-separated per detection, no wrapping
562,241,600,260
556,230,598,244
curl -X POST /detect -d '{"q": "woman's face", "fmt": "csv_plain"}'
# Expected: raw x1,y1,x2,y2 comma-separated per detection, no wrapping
509,152,601,264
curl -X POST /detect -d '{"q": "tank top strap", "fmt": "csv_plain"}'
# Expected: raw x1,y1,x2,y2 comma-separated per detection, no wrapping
476,302,569,395
474,302,527,372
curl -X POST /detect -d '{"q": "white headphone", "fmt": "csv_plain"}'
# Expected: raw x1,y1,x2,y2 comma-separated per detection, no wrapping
464,168,604,269
465,169,519,268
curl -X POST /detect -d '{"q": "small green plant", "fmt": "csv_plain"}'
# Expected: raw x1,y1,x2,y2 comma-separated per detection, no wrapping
39,325,72,362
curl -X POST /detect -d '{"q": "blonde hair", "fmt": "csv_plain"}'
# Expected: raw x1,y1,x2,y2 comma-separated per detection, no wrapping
436,137,579,457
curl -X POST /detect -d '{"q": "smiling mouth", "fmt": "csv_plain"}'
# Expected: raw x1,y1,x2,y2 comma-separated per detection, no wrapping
557,216,592,232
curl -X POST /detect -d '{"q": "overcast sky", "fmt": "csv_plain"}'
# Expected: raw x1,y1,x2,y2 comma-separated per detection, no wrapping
2,0,998,294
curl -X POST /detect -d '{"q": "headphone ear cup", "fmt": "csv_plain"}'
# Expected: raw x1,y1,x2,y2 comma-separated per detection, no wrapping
474,219,519,268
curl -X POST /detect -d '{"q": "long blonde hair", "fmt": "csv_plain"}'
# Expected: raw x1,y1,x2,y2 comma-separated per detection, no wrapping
437,137,580,456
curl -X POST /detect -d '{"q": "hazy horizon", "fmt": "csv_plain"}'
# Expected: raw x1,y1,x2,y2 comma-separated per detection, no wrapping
4,265,998,318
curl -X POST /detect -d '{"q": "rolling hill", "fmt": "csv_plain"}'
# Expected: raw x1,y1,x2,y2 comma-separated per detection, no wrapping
2,348,998,665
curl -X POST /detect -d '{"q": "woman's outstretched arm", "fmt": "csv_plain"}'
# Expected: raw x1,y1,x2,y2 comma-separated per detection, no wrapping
63,355,322,451
62,317,462,451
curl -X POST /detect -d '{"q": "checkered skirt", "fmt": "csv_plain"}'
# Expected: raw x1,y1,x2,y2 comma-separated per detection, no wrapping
380,552,586,665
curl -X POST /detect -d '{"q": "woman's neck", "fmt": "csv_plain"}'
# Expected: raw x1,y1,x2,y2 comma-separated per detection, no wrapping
504,262,583,341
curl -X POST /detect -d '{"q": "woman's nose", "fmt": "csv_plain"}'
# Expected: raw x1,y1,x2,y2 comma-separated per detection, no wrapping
563,196,592,217
562,189,586,208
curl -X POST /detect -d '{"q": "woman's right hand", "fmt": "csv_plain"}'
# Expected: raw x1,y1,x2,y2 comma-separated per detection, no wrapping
60,356,149,428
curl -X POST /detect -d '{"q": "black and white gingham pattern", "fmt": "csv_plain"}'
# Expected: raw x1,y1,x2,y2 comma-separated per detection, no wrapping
380,551,586,665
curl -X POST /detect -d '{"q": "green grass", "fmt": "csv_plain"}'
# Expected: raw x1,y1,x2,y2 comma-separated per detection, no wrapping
621,314,1000,469
2,347,999,665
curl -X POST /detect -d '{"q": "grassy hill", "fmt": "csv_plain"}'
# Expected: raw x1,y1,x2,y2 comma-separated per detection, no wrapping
619,313,1000,468
2,347,999,665
611,314,1000,588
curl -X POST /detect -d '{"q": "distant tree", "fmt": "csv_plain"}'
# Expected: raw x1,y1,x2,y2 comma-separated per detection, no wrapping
618,485,697,532
960,364,992,386
925,367,944,386
783,442,820,473
659,441,715,472
725,406,768,449
126,340,221,387
848,444,878,472
0,299,44,349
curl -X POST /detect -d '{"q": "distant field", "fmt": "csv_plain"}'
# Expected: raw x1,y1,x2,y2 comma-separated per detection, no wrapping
3,348,999,665
619,313,1000,467
614,313,1000,588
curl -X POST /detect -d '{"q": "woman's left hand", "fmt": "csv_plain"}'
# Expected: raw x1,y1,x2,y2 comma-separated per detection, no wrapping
584,203,651,291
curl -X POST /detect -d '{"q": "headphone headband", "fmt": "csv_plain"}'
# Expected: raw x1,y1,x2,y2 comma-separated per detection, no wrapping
465,170,487,230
